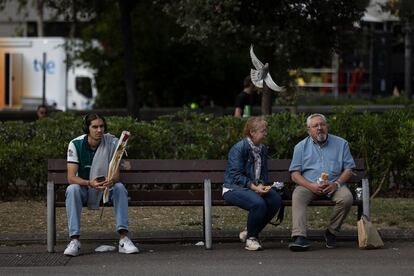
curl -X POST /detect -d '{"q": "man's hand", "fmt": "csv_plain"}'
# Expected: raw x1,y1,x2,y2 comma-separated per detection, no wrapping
89,176,106,190
308,183,325,195
102,178,115,188
322,182,337,194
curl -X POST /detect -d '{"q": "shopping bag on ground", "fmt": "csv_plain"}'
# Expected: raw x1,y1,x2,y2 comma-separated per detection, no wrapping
357,215,384,249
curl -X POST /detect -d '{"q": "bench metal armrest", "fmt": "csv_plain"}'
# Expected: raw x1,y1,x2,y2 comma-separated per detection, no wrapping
362,178,370,219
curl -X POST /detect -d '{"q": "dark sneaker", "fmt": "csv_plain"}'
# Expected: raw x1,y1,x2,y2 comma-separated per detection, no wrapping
324,229,336,249
288,236,311,252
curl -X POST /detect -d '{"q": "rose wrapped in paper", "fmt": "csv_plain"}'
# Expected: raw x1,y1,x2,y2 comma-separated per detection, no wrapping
103,130,130,204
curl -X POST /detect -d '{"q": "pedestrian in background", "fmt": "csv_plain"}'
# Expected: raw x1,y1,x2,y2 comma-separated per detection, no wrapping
234,76,255,118
36,104,48,119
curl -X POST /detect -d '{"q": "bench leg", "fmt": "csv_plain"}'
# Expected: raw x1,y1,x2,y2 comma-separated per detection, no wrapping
47,181,56,253
362,178,370,219
203,179,212,250
357,204,362,220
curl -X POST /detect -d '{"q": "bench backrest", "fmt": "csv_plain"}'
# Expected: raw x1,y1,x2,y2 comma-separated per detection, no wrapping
48,159,365,206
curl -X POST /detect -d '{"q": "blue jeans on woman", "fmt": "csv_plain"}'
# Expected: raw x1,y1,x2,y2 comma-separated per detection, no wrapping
223,188,282,238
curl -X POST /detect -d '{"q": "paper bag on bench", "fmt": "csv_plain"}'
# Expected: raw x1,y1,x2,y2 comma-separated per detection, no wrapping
357,215,384,249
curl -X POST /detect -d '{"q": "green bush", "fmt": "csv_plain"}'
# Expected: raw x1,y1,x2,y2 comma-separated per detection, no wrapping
1,109,414,199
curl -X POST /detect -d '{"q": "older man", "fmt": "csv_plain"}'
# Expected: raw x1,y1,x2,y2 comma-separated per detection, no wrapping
288,113,355,251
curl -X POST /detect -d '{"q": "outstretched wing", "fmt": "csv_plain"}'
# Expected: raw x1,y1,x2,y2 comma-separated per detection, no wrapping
250,69,263,88
250,45,264,70
264,73,285,92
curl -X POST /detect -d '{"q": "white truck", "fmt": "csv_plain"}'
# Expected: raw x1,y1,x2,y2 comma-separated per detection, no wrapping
0,37,98,111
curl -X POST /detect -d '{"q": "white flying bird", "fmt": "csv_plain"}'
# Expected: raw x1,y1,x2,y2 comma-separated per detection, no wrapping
249,45,285,92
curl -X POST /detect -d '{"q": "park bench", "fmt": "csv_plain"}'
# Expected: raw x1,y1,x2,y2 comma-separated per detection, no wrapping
47,158,370,252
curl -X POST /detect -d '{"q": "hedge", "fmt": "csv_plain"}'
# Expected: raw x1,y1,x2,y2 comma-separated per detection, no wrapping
0,109,413,199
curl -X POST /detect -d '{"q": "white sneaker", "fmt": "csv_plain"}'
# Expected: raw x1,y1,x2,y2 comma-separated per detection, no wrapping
119,236,139,254
245,237,262,251
64,239,81,256
239,228,247,243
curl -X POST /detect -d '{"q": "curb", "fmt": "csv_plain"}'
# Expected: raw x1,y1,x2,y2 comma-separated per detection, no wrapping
1,229,413,245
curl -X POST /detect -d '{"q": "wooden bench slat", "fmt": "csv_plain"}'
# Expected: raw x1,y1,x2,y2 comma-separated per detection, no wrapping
49,171,365,185
210,200,362,206
55,189,206,201
54,201,207,207
49,159,365,171
128,201,205,206
127,190,205,200
50,172,223,184
125,159,228,171
55,189,363,206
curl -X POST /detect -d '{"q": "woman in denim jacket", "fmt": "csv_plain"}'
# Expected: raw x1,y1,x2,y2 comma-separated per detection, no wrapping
223,117,282,251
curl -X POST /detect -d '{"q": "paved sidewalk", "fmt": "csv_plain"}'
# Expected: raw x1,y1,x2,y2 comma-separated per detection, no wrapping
1,229,413,246
1,240,413,276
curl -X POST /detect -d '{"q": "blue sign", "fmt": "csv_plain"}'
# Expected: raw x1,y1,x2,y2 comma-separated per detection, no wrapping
33,59,55,74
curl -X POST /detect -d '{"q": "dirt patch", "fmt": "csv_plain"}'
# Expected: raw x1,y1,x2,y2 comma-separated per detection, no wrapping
0,201,247,236
1,198,413,237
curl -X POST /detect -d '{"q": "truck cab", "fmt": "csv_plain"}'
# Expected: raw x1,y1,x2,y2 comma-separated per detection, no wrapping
67,66,97,110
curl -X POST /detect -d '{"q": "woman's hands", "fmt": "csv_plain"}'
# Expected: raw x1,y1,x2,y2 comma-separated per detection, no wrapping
251,183,271,195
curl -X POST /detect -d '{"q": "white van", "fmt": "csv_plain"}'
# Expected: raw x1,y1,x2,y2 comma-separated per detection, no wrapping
0,37,98,111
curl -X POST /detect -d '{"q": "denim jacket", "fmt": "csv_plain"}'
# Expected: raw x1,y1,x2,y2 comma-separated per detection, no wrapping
223,138,269,190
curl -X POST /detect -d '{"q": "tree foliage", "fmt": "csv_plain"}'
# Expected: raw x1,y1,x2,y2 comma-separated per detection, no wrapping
0,0,372,109
159,0,369,78
39,1,371,109
152,0,369,113
76,1,252,108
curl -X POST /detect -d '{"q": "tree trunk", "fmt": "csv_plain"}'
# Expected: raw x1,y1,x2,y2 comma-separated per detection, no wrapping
69,0,77,38
260,47,274,115
405,20,412,101
118,0,140,118
261,83,272,115
35,0,44,37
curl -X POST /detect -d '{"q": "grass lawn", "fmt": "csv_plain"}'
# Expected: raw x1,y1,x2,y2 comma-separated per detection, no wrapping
0,198,412,236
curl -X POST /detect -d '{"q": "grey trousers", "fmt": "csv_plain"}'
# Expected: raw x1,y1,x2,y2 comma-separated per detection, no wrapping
291,185,353,237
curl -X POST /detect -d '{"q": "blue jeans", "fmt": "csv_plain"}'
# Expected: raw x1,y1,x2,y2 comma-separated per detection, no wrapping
223,188,282,238
65,182,129,237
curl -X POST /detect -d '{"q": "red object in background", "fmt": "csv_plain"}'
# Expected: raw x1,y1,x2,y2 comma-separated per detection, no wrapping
338,65,345,93
348,67,364,95
320,73,332,94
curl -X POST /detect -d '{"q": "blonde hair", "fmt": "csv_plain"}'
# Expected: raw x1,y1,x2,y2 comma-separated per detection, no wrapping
243,117,268,138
